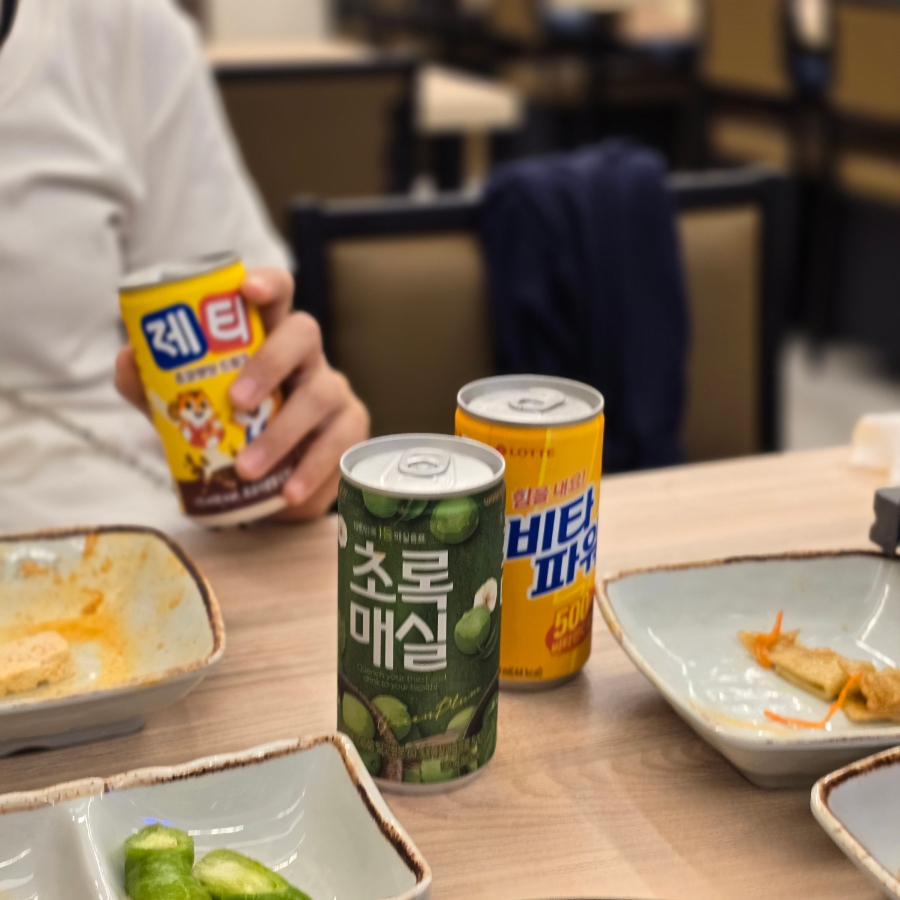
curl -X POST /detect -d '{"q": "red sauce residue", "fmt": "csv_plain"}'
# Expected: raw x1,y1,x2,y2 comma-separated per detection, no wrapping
3,537,147,697
80,589,104,616
82,533,99,559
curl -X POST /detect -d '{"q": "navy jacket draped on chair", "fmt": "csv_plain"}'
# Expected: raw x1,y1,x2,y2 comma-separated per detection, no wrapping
479,140,689,472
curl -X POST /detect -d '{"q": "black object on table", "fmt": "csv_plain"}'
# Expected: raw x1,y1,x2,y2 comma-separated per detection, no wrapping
870,486,900,556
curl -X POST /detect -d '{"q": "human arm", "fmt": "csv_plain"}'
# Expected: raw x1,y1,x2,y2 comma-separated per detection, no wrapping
116,267,369,519
116,2,368,517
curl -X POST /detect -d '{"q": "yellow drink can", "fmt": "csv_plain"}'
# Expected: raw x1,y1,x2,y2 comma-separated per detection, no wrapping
119,252,295,526
456,376,604,688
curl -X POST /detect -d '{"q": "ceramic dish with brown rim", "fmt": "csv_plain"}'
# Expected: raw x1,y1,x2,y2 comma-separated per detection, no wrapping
0,735,431,900
812,745,900,899
599,550,900,788
0,526,224,755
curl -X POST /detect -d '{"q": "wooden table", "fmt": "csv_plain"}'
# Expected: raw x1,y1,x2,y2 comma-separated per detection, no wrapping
793,0,830,50
417,65,523,185
616,0,698,44
205,38,376,67
0,447,888,899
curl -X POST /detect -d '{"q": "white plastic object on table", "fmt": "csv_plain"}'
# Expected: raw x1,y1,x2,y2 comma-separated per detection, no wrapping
850,412,900,485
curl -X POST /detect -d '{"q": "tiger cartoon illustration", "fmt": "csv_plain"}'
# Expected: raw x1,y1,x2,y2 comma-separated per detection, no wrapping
233,395,277,443
168,390,226,450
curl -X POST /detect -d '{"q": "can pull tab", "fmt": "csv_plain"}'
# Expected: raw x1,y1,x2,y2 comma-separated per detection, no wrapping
508,388,566,414
398,448,451,478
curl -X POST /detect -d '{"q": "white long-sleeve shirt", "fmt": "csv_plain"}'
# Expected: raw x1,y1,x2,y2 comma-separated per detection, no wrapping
0,0,290,533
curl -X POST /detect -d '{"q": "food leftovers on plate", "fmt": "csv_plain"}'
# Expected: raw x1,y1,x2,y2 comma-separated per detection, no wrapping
741,612,900,727
125,824,313,900
0,631,74,697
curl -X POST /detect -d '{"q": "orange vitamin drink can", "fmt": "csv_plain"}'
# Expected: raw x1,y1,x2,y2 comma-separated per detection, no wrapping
456,376,604,688
119,252,297,526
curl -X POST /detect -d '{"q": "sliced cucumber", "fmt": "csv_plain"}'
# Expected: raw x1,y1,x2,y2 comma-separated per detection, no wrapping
194,849,311,900
125,855,211,900
125,824,195,869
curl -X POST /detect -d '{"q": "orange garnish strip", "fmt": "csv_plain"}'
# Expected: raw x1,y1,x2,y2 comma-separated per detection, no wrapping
753,610,784,668
764,674,862,730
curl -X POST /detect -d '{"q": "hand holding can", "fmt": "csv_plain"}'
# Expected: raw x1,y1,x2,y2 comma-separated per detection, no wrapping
118,254,369,525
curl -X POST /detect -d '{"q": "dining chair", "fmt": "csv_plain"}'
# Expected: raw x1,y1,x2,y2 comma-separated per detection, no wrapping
485,0,544,47
699,0,813,172
290,167,790,462
293,194,489,438
828,0,900,203
804,0,900,347
703,0,792,98
213,56,416,234
481,0,627,160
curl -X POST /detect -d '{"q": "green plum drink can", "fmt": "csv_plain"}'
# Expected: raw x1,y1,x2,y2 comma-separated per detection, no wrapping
337,434,506,792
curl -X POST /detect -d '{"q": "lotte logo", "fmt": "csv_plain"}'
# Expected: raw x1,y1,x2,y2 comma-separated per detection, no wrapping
494,444,555,458
142,292,252,370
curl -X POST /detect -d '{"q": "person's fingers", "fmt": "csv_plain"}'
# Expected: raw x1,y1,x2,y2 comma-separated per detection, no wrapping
114,345,150,418
229,312,323,412
272,468,342,522
281,400,370,506
241,267,295,333
234,365,354,481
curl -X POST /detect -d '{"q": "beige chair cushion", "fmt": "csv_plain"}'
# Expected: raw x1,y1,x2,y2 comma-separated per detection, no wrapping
831,2,900,124
837,150,900,205
328,233,494,437
678,205,761,461
219,73,408,232
487,0,543,45
709,115,792,170
329,205,762,461
701,0,791,98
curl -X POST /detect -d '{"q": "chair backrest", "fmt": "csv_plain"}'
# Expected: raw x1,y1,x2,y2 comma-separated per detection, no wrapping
291,168,787,461
486,0,543,46
830,0,900,125
214,57,415,234
293,198,491,437
672,169,786,460
700,0,792,99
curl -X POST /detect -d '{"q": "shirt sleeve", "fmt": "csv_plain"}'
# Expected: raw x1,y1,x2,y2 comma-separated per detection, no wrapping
121,0,291,274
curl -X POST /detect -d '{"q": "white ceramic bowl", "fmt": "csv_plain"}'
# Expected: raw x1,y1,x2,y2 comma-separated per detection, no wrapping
600,551,900,787
812,745,900,899
0,735,431,900
0,526,224,755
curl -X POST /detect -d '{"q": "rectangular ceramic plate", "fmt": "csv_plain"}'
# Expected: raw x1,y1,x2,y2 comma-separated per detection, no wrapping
0,735,431,900
600,551,900,787
0,526,224,755
812,745,900,899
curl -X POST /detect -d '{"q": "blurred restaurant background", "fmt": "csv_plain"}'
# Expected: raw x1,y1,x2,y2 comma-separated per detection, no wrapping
184,0,900,468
